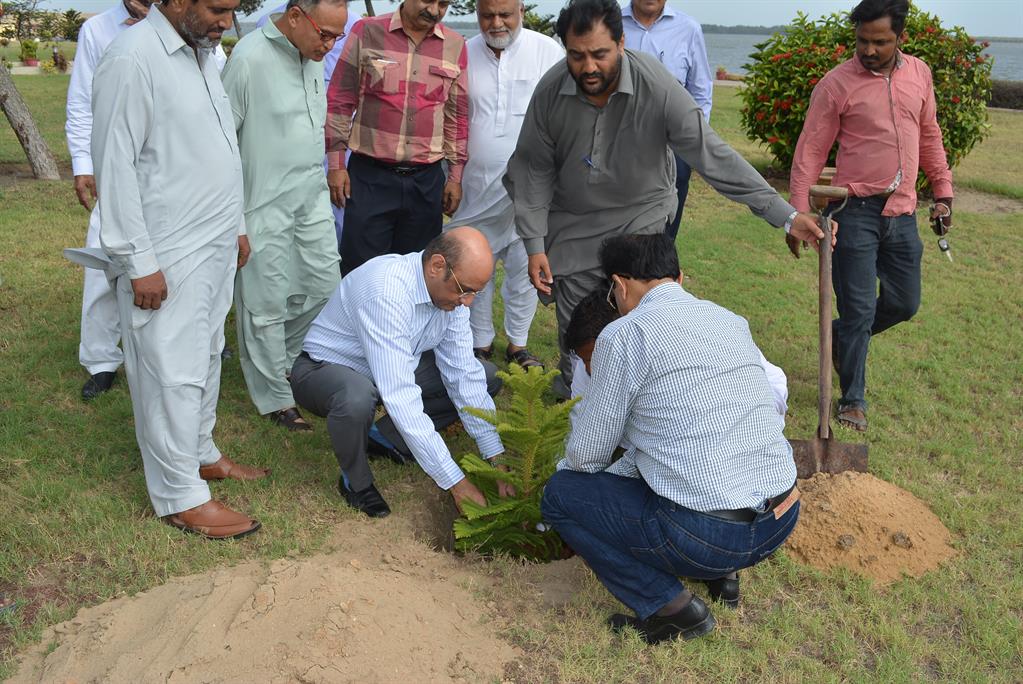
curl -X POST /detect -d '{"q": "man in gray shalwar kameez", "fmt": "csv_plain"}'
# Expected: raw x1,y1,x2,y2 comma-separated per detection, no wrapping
503,0,828,395
92,0,268,539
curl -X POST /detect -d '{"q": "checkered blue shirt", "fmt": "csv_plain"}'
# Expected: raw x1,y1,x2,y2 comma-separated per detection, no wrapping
564,282,796,511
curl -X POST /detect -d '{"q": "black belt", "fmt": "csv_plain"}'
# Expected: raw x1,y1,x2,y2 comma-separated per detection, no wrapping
704,481,798,523
354,153,438,176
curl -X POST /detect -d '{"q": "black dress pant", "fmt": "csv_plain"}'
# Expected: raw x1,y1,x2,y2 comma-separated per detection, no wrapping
339,153,445,276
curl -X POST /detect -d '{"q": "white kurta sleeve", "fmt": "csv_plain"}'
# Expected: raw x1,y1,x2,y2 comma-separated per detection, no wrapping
92,54,159,279
66,23,101,176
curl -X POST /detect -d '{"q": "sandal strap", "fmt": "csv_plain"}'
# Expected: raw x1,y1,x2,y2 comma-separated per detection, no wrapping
506,348,544,368
473,346,494,361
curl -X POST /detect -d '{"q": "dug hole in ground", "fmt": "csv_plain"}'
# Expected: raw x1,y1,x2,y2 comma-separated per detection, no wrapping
9,469,956,683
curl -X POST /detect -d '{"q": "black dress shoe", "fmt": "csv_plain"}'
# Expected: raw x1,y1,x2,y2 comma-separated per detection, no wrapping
703,575,740,609
339,479,391,518
221,345,233,361
607,596,716,644
81,371,116,400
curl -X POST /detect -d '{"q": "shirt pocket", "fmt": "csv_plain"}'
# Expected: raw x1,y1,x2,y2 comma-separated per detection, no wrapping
362,52,401,94
510,78,533,116
425,63,460,103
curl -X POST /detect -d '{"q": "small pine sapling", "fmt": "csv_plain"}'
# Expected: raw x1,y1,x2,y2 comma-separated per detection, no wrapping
453,365,579,561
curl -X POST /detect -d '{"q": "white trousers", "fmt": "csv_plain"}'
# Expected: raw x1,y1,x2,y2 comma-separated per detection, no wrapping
115,242,235,517
80,206,123,375
468,238,538,349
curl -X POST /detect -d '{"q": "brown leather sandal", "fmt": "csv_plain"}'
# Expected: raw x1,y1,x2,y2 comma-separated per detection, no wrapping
268,407,312,432
506,347,544,370
836,406,868,432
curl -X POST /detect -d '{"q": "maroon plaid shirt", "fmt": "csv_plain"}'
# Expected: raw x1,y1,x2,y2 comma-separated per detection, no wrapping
326,11,469,183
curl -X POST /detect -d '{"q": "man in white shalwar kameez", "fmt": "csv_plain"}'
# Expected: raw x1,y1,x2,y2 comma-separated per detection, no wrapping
92,0,268,539
445,0,563,370
222,0,347,431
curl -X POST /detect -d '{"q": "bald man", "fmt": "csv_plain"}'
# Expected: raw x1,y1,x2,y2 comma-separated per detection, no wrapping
291,227,507,517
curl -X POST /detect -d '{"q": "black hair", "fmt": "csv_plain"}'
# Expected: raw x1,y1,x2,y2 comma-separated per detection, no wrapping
849,0,909,35
565,289,620,352
422,231,463,275
599,233,681,282
555,0,623,45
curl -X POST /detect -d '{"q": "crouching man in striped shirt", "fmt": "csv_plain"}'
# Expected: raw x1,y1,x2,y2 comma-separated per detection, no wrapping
541,233,800,644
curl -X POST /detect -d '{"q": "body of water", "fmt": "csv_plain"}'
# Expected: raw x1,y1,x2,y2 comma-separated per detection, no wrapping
448,26,1022,82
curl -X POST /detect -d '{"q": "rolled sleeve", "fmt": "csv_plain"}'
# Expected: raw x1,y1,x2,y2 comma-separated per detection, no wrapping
356,297,466,490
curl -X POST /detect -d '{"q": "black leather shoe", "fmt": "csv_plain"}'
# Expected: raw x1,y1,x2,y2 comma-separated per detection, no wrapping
607,596,716,644
81,371,116,400
703,575,740,609
221,345,233,361
339,479,391,518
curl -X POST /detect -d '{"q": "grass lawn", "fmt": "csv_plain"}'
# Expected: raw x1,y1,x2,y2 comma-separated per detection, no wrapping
1,81,1022,681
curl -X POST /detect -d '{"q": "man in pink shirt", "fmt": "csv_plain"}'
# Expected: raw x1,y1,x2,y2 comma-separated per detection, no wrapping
789,0,953,432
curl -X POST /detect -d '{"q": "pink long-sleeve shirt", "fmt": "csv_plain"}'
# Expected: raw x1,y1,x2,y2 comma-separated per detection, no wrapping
789,53,953,215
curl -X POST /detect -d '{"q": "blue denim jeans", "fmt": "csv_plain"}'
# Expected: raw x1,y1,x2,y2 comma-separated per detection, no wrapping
831,196,923,410
665,154,692,240
540,470,800,620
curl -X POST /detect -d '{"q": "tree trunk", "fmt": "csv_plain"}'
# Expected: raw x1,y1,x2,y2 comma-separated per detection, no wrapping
364,0,376,17
0,63,61,180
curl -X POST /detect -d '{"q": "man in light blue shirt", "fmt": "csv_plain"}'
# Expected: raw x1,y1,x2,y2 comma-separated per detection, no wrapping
291,227,508,518
541,233,799,645
622,0,712,239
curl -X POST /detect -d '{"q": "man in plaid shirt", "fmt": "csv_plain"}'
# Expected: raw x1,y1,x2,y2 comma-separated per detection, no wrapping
326,0,469,275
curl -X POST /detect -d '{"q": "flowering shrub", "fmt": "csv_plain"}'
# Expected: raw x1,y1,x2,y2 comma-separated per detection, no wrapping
740,7,992,191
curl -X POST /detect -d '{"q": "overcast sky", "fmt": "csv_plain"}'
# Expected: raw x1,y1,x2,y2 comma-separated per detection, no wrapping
43,0,1023,38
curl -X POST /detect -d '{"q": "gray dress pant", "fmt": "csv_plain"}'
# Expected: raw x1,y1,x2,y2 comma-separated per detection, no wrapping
290,350,500,491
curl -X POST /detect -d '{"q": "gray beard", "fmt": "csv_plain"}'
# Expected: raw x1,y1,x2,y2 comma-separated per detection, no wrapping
483,25,520,51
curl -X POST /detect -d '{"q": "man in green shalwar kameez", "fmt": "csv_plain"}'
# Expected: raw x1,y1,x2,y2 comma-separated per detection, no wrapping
222,0,348,430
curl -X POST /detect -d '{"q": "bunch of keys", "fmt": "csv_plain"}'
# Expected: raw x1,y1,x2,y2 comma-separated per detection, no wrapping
930,202,953,262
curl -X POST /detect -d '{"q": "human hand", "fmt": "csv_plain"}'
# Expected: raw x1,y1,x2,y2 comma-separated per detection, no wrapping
328,168,350,208
930,198,953,234
527,253,553,295
450,477,488,514
131,270,168,310
787,213,838,258
73,175,96,211
237,235,251,268
494,462,516,498
442,181,462,216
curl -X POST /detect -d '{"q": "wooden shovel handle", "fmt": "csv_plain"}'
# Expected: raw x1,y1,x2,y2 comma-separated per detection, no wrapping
818,214,833,440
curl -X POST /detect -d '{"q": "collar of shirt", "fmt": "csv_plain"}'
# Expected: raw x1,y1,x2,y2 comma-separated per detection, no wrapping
621,1,677,24
114,2,133,27
411,252,433,305
851,49,906,77
149,6,190,56
388,8,445,41
262,14,301,56
635,280,685,311
557,50,635,100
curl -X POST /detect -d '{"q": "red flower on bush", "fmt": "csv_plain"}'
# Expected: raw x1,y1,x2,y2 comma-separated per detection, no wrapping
767,136,779,143
925,25,936,33
809,77,820,86
975,56,984,64
951,95,961,103
756,111,766,121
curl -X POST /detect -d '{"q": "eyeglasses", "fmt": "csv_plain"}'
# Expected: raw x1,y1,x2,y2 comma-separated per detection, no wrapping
297,6,344,44
447,264,483,301
606,279,617,310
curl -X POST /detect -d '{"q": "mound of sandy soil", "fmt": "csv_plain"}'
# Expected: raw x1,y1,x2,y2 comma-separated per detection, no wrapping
787,471,957,584
10,513,522,683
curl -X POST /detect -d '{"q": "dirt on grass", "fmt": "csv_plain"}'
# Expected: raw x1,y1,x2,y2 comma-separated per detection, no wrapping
787,471,957,584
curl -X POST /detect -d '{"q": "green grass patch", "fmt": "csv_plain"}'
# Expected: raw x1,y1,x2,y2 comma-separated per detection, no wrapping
1,84,1021,682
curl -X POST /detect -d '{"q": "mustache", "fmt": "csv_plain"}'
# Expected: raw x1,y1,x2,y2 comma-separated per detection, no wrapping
419,11,439,22
581,72,603,80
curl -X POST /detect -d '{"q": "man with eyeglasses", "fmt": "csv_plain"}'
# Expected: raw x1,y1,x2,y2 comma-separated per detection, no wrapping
326,0,469,275
221,0,348,432
67,0,227,402
290,227,510,518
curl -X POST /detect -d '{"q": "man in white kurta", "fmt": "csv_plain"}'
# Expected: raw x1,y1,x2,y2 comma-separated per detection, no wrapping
92,0,267,539
67,0,226,400
221,0,346,429
445,0,563,369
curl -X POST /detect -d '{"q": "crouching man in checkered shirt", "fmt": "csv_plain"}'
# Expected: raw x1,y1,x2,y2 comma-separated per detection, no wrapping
541,232,800,645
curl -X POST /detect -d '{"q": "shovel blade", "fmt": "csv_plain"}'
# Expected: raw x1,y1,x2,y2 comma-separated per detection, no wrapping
789,438,868,479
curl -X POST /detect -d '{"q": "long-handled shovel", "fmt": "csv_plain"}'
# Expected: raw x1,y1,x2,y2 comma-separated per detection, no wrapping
789,185,868,478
